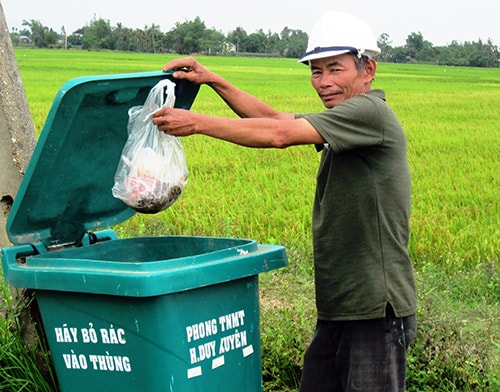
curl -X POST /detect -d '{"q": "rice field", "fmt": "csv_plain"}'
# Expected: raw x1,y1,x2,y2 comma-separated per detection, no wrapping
1,49,499,391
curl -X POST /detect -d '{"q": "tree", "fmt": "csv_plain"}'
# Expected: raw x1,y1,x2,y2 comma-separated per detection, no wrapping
278,27,307,58
390,46,408,63
262,30,279,56
377,33,393,61
405,32,433,61
144,23,162,53
67,32,83,47
82,18,114,50
472,38,499,67
228,27,248,54
170,17,207,55
199,28,226,55
112,23,133,52
246,29,266,53
21,19,57,47
0,4,55,388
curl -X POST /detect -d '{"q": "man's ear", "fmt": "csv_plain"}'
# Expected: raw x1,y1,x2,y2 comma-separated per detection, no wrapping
365,58,377,82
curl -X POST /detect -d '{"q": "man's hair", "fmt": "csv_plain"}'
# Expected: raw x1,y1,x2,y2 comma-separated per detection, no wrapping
353,54,375,82
353,54,370,72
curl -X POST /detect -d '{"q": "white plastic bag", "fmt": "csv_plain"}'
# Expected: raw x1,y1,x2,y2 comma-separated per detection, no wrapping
112,79,188,213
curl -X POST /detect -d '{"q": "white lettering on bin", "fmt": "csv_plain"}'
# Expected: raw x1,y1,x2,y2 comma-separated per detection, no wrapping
186,319,218,343
219,330,247,354
54,324,78,343
243,345,254,358
212,356,225,369
88,354,132,372
62,351,88,369
187,366,202,379
100,325,127,344
218,310,245,332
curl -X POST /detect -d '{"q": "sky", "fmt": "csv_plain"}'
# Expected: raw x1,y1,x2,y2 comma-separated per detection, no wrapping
1,0,499,47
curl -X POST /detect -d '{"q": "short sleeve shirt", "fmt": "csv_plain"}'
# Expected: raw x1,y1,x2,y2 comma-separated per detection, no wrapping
300,89,417,321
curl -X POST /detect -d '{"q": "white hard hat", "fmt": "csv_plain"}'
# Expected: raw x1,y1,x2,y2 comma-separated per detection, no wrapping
299,10,381,63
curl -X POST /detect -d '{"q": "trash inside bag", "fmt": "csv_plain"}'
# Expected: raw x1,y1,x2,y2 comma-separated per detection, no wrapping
112,79,188,213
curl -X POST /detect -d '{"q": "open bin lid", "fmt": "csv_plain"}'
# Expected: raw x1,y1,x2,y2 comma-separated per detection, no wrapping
6,71,199,246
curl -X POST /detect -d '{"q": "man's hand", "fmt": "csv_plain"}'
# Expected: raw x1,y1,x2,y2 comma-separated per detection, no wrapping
163,57,216,86
152,107,199,137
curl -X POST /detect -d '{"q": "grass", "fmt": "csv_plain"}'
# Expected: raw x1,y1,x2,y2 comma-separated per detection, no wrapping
1,49,499,391
0,286,56,391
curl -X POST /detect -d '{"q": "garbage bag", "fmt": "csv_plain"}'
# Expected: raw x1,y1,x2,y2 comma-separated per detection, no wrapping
112,79,188,213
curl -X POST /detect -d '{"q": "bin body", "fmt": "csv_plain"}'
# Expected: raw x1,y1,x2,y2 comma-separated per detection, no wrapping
38,277,262,392
3,235,287,392
1,72,288,392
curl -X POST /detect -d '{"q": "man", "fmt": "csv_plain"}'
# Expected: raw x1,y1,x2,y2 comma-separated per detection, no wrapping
153,10,417,392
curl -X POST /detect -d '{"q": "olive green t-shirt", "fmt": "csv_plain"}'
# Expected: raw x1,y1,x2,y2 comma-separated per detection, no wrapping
301,89,416,321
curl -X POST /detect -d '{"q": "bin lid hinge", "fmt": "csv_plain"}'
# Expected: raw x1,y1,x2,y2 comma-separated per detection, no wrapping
15,242,45,264
44,230,109,252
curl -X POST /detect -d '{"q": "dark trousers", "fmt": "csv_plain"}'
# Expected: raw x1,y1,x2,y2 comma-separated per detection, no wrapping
299,306,416,392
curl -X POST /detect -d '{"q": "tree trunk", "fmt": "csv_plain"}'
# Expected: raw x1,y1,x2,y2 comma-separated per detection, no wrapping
0,3,36,247
0,3,56,389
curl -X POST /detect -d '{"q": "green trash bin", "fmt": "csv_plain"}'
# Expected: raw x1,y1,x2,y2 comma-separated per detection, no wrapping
1,71,288,392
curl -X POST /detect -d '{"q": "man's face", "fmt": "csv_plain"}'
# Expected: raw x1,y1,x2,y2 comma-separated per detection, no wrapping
310,54,373,109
